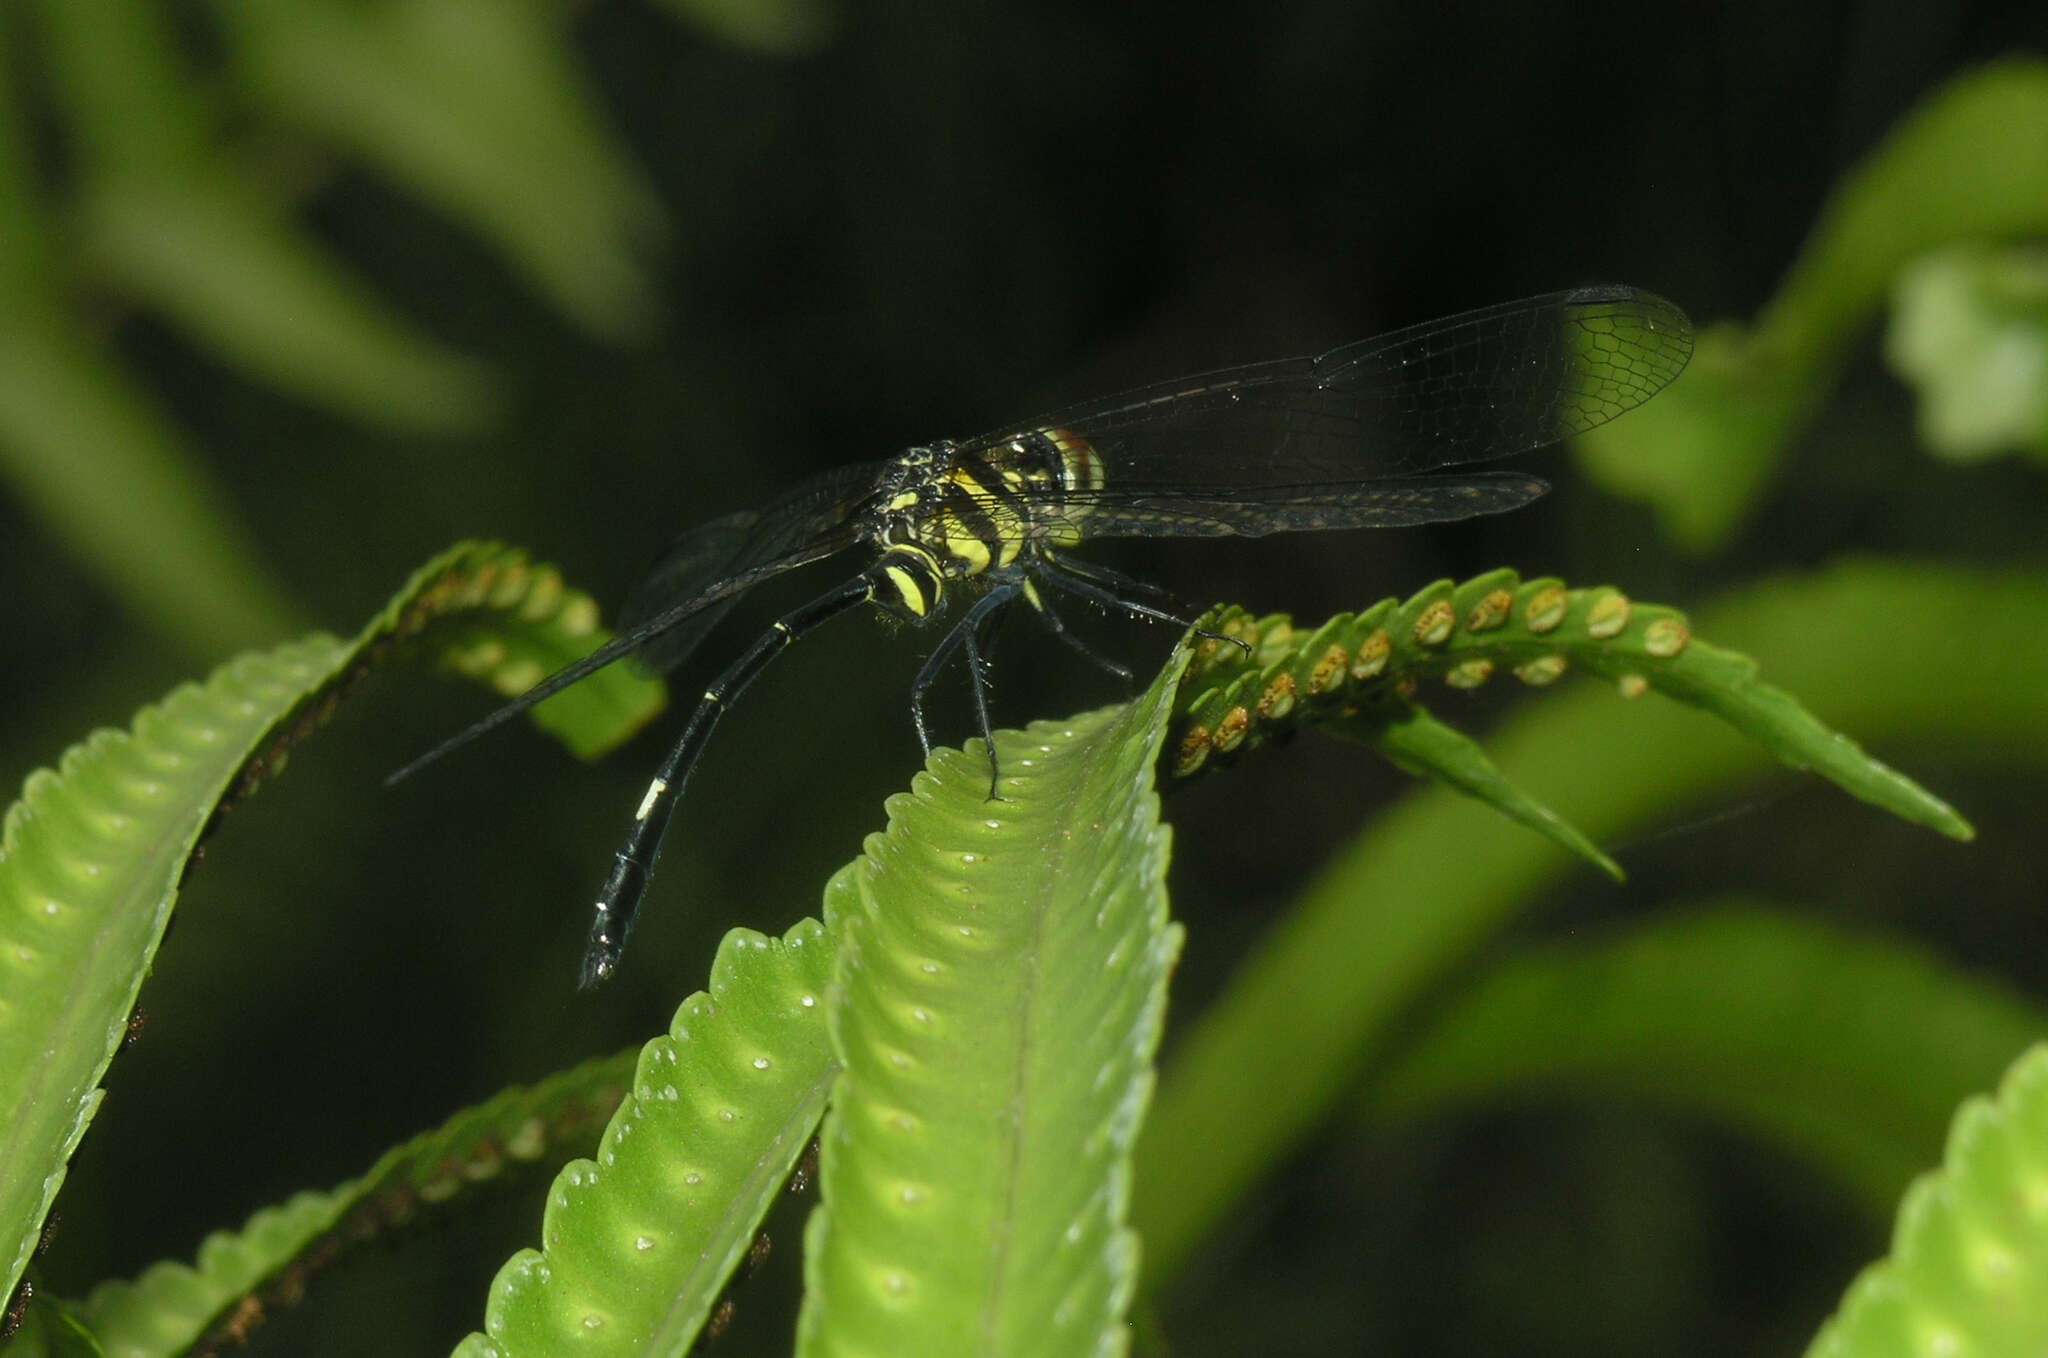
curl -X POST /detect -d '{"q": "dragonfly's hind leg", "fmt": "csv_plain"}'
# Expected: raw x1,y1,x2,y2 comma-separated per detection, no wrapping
1035,556,1252,656
910,582,1021,798
1018,576,1135,683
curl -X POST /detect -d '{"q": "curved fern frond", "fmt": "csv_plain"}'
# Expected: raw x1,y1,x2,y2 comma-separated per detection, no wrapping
1172,569,1972,858
1137,561,2027,1290
456,920,837,1358
797,658,1187,1357
375,541,666,762
76,1053,635,1358
0,542,658,1315
0,636,344,1319
448,640,1187,1356
1806,1042,2048,1358
1,1289,100,1356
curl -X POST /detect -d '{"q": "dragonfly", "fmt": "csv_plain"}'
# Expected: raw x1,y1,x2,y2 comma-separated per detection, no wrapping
391,284,1693,987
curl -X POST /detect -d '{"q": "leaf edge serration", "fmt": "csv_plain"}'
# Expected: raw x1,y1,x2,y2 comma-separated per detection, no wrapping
461,919,839,1358
1806,1041,2048,1357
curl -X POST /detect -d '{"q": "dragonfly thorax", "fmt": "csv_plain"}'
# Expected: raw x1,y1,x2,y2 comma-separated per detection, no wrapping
865,428,1107,597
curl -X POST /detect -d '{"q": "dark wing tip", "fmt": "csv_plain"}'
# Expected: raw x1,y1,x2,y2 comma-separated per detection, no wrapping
1562,282,1643,306
1562,286,1695,358
1551,287,1696,438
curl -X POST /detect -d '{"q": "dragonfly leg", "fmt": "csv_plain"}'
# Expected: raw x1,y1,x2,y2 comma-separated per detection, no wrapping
1018,577,1134,682
1035,557,1251,655
908,629,963,760
969,578,1020,669
582,571,877,989
1046,554,1189,610
910,582,1020,792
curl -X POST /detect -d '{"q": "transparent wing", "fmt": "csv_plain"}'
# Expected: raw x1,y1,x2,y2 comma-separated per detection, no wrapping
960,288,1691,523
1063,471,1551,537
385,464,882,786
619,460,888,675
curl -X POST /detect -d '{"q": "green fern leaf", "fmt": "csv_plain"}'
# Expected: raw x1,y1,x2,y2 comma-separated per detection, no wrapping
797,657,1186,1357
77,1053,633,1358
1172,569,1971,853
0,542,658,1313
457,921,837,1358
1807,1042,2048,1357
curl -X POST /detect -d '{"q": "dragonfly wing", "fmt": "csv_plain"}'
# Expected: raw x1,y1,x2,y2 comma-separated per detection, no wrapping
389,464,884,786
619,508,763,677
620,460,888,675
386,527,865,786
1059,472,1550,539
960,287,1692,493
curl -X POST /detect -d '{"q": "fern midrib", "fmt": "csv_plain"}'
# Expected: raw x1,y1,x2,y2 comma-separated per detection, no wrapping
976,719,1124,1358
980,771,1057,1358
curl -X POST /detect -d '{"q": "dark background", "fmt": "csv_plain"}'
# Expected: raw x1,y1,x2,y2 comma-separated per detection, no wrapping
8,1,2048,1354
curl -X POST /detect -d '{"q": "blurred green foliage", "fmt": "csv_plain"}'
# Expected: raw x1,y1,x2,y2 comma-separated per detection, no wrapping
1888,243,2048,461
2,2,2046,1356
1577,61,2048,548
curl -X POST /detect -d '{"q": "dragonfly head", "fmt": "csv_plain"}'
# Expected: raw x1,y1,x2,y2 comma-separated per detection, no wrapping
869,545,947,624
